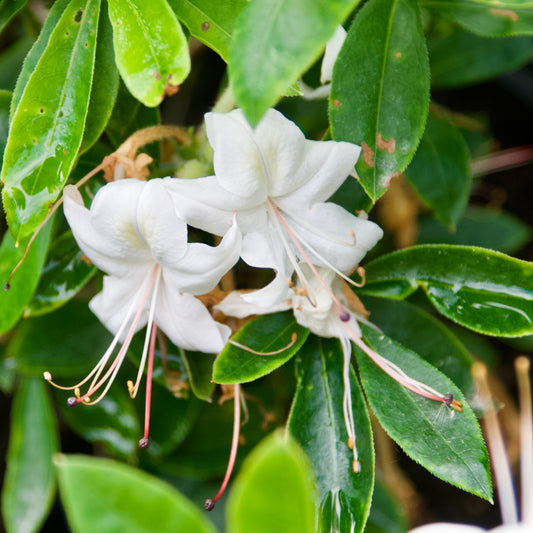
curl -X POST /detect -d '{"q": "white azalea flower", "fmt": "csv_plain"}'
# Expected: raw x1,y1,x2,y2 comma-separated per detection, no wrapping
45,177,241,447
168,108,383,308
217,265,461,474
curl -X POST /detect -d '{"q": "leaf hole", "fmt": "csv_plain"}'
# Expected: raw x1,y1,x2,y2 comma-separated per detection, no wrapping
84,41,89,48
74,9,83,23
39,108,45,114
65,30,70,36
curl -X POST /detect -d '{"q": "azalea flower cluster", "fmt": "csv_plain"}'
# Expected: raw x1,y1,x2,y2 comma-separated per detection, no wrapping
46,108,459,468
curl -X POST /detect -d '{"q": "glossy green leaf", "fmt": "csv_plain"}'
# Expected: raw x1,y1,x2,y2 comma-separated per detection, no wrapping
0,0,28,34
361,296,475,397
0,219,53,335
168,0,247,62
355,324,492,501
25,230,96,317
2,0,100,241
288,336,374,533
213,311,310,384
80,2,119,153
428,25,533,89
362,245,533,337
10,0,70,118
421,0,533,37
0,89,10,158
226,430,316,533
108,0,190,107
182,351,216,401
1,377,59,533
230,0,361,125
8,300,110,377
55,454,217,533
58,386,140,460
405,115,471,230
418,206,532,254
330,0,429,200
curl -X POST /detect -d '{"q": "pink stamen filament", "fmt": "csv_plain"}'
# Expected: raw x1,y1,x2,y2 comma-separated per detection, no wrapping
269,201,349,319
142,321,158,443
205,384,241,511
75,265,160,406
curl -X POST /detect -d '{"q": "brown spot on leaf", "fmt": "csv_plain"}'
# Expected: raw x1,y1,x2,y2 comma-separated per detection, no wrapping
377,133,396,154
201,21,210,32
395,51,402,58
332,99,342,108
362,142,375,167
153,71,162,81
489,8,519,21
74,9,83,23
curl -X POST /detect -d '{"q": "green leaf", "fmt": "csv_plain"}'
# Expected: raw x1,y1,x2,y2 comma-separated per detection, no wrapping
230,0,361,125
362,244,533,337
405,115,471,230
361,296,475,397
288,336,374,533
0,218,53,335
108,0,190,107
0,0,28,34
182,351,216,401
25,230,97,317
330,0,429,200
417,206,532,254
58,386,140,460
355,324,492,501
0,37,34,92
421,0,533,37
8,300,110,377
2,0,100,241
428,25,533,89
1,377,59,533
226,429,316,533
0,89,11,158
80,2,119,153
213,311,310,384
55,454,217,533
168,0,247,62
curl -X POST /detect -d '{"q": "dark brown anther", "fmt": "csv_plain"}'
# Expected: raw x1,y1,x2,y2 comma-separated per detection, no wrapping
444,392,454,406
138,438,150,449
204,499,215,511
67,397,78,407
340,311,350,322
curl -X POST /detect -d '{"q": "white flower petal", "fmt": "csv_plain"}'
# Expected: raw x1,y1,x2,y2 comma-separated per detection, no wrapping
409,525,485,533
216,290,290,318
282,202,383,272
155,289,230,353
320,25,347,84
161,217,241,295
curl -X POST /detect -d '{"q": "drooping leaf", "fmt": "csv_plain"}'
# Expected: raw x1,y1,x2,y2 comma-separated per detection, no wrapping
428,25,533,89
355,324,492,501
182,350,216,401
361,296,475,397
80,2,119,153
2,0,100,241
168,0,247,62
55,454,217,533
330,0,429,200
58,386,140,461
213,311,310,384
230,0,362,125
226,430,317,533
0,0,28,35
362,244,533,337
421,0,533,37
417,206,532,254
1,377,59,533
405,115,471,230
8,300,110,377
288,336,374,533
25,230,97,317
107,0,190,107
0,219,53,336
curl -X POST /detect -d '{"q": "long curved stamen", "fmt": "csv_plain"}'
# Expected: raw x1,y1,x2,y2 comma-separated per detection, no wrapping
139,321,158,449
205,384,241,511
473,362,518,525
269,201,350,319
340,336,360,473
45,267,157,392
128,267,162,399
515,356,532,524
74,265,160,406
229,332,297,356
